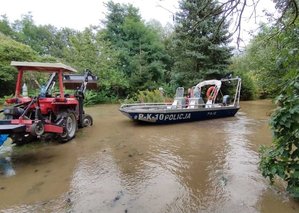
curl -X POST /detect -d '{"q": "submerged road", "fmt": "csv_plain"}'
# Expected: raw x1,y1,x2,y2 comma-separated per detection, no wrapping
0,100,298,213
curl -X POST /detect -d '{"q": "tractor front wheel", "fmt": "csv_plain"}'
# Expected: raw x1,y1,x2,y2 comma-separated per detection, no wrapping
82,114,93,127
30,121,45,137
59,112,77,143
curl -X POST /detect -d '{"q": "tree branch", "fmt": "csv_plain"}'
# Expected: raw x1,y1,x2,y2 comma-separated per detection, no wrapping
179,0,299,49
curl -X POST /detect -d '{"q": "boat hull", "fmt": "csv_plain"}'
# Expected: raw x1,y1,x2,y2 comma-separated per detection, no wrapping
120,106,239,124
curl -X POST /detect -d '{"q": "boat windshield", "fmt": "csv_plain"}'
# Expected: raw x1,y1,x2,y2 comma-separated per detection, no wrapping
175,87,184,98
193,86,200,98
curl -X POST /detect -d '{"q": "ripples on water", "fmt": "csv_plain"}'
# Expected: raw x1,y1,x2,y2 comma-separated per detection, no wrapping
1,101,299,213
66,104,286,213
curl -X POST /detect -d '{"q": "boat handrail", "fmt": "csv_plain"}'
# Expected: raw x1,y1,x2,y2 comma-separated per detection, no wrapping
220,77,240,82
120,77,241,109
121,102,169,107
120,102,237,109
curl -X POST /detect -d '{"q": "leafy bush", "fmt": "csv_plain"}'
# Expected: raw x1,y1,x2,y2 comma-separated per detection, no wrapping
235,71,257,100
138,90,165,103
122,89,165,104
259,74,299,198
84,90,118,106
157,83,176,98
0,94,13,105
0,33,38,97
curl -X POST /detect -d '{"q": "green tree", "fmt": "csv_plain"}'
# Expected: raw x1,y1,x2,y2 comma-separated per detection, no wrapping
172,0,233,87
0,15,14,37
0,33,38,97
63,27,129,99
0,13,129,100
9,14,75,59
12,14,50,54
147,21,174,85
230,52,259,100
102,1,169,93
232,19,299,98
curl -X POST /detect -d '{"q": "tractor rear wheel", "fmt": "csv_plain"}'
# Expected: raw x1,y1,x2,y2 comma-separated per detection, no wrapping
59,112,77,143
82,114,93,127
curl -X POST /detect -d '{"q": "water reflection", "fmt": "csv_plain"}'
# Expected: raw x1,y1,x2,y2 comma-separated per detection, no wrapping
207,114,267,212
0,140,16,177
68,115,266,212
0,157,16,177
66,101,296,213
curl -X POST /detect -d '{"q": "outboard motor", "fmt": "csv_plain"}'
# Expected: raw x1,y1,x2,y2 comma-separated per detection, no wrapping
222,95,230,106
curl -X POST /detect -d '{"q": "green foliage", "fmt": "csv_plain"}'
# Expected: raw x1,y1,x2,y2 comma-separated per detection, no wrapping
84,90,118,106
232,20,299,98
63,28,130,97
259,74,299,198
239,29,284,98
0,10,148,100
0,33,38,97
102,1,169,94
238,72,257,100
137,90,164,103
122,89,165,104
0,94,13,105
172,0,233,87
230,60,257,100
0,15,14,37
158,82,176,98
0,2,236,104
5,14,73,58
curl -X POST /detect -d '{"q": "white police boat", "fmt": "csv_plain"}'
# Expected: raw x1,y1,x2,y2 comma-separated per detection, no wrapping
119,77,241,124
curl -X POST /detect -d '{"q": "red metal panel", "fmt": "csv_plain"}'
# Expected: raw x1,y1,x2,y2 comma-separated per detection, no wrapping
11,119,33,125
39,98,56,114
5,98,17,104
44,124,63,133
52,98,78,105
17,97,32,104
54,97,66,102
15,69,23,97
58,70,64,98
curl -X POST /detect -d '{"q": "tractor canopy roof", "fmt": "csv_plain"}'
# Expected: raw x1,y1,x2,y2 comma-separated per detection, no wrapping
11,61,77,73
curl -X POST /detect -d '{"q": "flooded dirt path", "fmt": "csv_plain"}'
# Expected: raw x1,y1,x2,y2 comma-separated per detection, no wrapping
0,100,299,212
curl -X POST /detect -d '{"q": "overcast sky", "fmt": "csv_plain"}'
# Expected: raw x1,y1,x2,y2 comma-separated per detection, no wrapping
0,0,179,29
1,0,275,47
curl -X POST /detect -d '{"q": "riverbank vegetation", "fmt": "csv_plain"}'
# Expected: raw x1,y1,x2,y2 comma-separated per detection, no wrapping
0,0,298,197
0,0,256,103
0,1,297,101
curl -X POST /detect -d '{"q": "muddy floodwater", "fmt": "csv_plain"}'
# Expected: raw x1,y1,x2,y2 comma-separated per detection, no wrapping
0,100,299,213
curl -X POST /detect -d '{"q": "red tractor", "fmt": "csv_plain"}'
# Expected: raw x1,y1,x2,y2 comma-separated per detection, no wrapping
0,61,97,145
